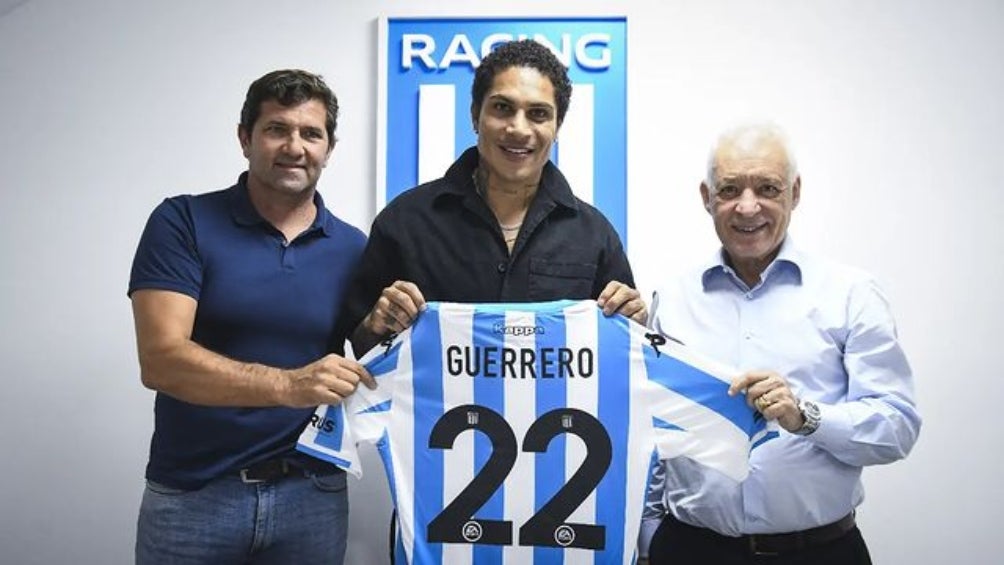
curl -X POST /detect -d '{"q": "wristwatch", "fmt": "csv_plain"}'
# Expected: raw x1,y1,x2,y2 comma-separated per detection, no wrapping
794,398,821,436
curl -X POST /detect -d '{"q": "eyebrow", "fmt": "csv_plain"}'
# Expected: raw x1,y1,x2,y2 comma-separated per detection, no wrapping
261,119,296,129
487,93,555,110
717,174,786,185
262,119,323,132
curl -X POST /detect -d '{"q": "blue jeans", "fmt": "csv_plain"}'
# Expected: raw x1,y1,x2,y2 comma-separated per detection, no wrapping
136,470,348,564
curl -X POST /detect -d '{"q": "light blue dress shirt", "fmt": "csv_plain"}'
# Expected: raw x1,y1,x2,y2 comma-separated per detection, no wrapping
640,239,921,545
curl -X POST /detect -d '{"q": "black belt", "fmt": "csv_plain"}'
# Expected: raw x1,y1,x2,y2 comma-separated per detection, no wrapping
237,458,339,484
743,513,856,556
667,512,857,556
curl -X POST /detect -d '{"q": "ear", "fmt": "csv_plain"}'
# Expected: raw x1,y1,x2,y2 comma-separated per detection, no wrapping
237,125,251,158
700,182,713,213
791,175,802,208
322,138,336,168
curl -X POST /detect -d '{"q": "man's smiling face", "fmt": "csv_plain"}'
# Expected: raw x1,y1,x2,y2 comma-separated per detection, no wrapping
701,132,800,283
473,66,559,190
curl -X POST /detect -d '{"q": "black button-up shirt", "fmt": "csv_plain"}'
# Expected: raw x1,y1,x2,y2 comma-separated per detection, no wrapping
340,147,636,335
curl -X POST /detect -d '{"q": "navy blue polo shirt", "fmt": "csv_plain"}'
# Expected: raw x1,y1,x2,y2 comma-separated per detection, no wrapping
129,174,366,489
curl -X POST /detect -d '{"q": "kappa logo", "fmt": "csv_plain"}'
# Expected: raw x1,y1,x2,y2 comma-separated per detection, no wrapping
492,322,546,337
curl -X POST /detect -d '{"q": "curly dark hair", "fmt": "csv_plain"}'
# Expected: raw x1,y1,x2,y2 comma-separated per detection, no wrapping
239,69,339,142
471,39,573,127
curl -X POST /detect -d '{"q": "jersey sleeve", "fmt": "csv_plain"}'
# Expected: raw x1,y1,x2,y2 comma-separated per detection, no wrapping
641,333,775,481
296,336,404,477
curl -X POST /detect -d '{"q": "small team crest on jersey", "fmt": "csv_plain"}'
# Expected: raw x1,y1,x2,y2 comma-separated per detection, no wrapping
561,413,574,429
378,17,629,247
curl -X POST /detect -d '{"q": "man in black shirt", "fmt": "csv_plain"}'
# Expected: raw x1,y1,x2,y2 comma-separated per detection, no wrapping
345,39,645,354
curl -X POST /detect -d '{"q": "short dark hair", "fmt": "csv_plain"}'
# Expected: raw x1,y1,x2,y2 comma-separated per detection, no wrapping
471,39,573,127
239,69,339,142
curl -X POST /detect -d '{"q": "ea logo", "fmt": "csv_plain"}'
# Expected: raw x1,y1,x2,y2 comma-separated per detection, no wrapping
554,524,576,547
461,521,483,543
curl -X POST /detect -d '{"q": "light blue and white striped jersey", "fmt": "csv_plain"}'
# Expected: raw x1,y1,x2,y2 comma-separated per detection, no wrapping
298,300,772,565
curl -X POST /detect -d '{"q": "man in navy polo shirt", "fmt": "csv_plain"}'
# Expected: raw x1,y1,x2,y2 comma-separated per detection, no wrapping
128,69,374,564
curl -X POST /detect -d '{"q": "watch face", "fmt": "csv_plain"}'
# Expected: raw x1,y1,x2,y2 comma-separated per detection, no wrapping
796,399,821,435
804,400,821,418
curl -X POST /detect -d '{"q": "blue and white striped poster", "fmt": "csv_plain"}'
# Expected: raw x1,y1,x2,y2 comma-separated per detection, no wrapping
377,17,629,246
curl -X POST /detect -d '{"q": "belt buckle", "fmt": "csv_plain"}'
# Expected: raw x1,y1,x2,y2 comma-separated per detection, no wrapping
239,460,289,483
748,535,779,557
239,468,266,483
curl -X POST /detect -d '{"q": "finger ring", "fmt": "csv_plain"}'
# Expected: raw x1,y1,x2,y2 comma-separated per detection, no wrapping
755,395,772,411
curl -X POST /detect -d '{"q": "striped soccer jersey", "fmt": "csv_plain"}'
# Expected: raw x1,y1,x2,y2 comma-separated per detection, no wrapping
297,300,771,565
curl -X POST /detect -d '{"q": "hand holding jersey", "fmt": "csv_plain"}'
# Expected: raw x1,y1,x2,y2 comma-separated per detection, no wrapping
595,280,647,323
359,280,426,338
730,370,804,433
277,353,377,409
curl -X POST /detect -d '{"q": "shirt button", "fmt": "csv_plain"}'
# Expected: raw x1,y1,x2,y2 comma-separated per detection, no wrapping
497,262,507,273
744,332,753,340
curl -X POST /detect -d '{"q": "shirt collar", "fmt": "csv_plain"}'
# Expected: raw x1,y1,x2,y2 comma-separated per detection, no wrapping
701,236,803,290
229,172,332,236
438,146,579,212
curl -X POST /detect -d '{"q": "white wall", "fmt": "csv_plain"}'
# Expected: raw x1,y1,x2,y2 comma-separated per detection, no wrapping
0,0,999,563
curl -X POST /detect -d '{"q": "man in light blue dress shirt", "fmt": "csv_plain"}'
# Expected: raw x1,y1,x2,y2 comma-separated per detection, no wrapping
640,123,921,564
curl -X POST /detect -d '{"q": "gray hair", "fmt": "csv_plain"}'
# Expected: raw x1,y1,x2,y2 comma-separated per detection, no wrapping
705,122,799,189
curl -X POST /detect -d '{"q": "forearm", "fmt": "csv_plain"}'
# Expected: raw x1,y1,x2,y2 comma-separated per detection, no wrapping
807,394,921,466
342,217,402,358
139,339,287,407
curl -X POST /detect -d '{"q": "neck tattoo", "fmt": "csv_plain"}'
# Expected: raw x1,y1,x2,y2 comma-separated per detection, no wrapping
473,168,527,238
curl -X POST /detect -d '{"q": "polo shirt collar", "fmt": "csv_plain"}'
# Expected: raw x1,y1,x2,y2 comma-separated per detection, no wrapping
229,172,333,236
